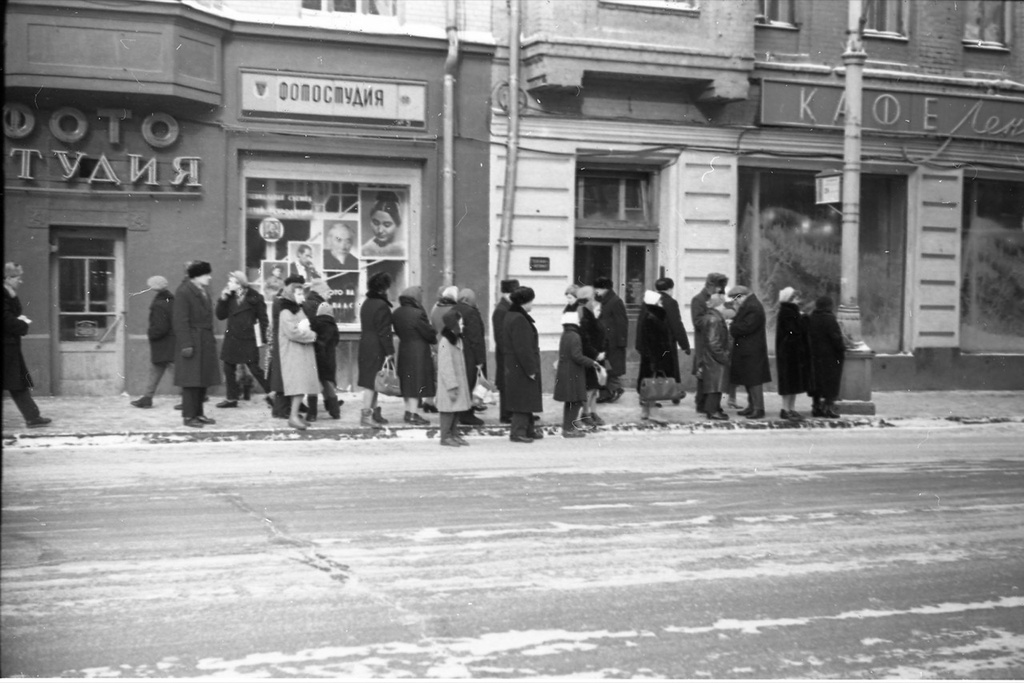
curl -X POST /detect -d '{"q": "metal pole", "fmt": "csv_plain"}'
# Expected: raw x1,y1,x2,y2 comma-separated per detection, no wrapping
496,0,520,299
442,0,459,287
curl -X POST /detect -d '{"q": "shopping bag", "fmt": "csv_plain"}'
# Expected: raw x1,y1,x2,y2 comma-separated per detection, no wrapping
594,363,608,387
374,357,402,397
472,372,496,405
638,373,686,402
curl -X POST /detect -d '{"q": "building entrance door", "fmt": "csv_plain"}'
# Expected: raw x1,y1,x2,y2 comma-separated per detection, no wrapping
52,230,125,395
574,239,655,346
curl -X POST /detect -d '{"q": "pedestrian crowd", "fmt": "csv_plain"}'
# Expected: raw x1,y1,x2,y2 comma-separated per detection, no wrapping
3,257,849,439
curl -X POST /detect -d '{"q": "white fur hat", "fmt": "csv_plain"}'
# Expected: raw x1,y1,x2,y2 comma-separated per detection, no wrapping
778,286,796,304
643,290,661,307
560,310,580,326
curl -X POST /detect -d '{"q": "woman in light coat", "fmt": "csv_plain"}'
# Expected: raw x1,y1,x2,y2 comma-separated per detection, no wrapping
278,281,320,430
436,308,470,447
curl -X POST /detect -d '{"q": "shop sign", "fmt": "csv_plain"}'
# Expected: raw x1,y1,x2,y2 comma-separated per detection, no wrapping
3,103,201,188
761,80,1024,144
241,70,426,128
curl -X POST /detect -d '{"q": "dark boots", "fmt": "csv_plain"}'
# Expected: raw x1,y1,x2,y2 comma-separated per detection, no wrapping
324,395,341,419
305,395,318,422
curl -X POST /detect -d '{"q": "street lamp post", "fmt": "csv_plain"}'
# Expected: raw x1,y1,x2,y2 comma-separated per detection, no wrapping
837,0,876,415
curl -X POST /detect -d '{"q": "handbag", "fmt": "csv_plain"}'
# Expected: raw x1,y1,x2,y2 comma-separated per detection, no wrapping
374,357,402,397
472,372,497,405
594,363,608,387
639,373,686,402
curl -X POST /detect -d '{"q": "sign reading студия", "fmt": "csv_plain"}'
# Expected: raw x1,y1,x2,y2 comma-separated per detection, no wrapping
761,80,1024,143
241,70,426,129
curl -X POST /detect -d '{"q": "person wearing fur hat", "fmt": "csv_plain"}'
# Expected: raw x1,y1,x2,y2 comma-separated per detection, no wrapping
636,277,691,407
173,261,222,427
131,275,176,409
277,278,320,430
454,287,487,426
555,306,603,438
726,285,772,419
491,278,519,424
775,286,810,420
392,285,436,426
502,286,544,443
593,276,627,404
636,291,676,423
357,271,396,428
310,300,342,419
699,293,733,420
436,308,471,447
215,270,270,408
690,272,729,414
3,262,52,427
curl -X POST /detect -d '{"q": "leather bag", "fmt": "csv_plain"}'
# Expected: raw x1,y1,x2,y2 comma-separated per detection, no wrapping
638,373,686,402
374,357,402,397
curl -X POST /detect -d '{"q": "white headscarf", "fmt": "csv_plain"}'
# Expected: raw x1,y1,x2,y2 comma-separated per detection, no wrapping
643,290,661,307
778,287,796,304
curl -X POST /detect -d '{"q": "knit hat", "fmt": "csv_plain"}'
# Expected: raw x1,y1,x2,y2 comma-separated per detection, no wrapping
778,286,796,304
186,261,212,279
458,288,477,305
442,285,459,302
146,275,168,290
4,263,24,278
316,302,334,318
229,270,248,288
643,290,661,307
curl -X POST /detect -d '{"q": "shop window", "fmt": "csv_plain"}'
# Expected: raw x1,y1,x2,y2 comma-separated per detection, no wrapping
737,170,907,353
756,0,795,26
864,0,907,37
963,0,1010,48
301,0,396,15
244,177,408,329
960,178,1024,352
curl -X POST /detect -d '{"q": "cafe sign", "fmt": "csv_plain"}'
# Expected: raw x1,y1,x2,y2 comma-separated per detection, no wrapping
761,80,1024,144
241,70,426,129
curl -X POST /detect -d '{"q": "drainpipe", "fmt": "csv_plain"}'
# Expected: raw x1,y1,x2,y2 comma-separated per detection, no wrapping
495,0,520,297
442,0,459,287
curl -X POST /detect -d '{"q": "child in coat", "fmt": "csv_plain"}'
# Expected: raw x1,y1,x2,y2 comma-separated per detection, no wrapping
436,308,470,447
554,306,603,438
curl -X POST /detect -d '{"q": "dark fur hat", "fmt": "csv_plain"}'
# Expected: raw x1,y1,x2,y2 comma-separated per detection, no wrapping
510,286,535,306
593,276,613,290
186,261,212,279
500,279,520,294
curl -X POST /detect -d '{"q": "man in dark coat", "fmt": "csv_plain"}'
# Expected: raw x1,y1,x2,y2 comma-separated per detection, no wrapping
699,293,733,420
594,276,628,403
491,278,518,424
690,272,728,414
3,262,51,427
173,260,222,427
807,295,847,418
300,279,333,420
726,285,772,419
215,270,270,408
502,286,543,443
455,288,487,426
131,275,176,409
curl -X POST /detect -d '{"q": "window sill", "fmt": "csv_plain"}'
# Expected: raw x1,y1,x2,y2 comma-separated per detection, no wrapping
598,0,699,17
962,40,1010,53
754,20,799,32
863,30,909,43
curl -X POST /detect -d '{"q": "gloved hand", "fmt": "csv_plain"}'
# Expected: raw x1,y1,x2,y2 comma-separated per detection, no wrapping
181,347,195,359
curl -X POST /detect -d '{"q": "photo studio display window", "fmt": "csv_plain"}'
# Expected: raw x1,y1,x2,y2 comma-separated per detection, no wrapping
244,175,410,329
737,169,907,353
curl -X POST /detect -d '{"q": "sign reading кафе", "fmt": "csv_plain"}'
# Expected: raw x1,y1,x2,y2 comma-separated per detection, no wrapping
241,70,427,128
761,80,1024,143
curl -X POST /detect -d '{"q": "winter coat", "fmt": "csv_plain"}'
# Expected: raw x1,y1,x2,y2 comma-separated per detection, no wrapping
636,305,676,390
554,324,593,404
491,298,511,391
278,304,320,396
392,295,437,399
698,309,732,393
146,289,176,364
172,280,221,389
775,301,809,396
807,308,846,400
598,290,628,376
501,303,543,413
728,293,772,387
2,286,33,391
216,287,268,365
579,306,604,391
455,300,487,379
690,288,712,376
636,293,690,382
311,313,339,384
357,292,395,391
436,335,470,413
268,296,285,393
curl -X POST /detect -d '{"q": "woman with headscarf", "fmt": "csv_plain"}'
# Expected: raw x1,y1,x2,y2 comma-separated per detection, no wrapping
455,287,487,426
775,286,810,420
392,285,436,425
421,285,459,414
278,278,320,430
436,308,470,447
357,271,395,428
636,290,675,423
807,295,846,418
555,305,603,438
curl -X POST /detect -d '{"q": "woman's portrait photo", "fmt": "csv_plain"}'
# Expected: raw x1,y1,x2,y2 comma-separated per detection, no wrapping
360,189,407,259
261,260,288,297
288,241,323,282
322,220,360,271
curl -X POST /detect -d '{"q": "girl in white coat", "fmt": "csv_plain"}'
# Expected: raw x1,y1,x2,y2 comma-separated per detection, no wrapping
278,283,320,430
436,308,470,447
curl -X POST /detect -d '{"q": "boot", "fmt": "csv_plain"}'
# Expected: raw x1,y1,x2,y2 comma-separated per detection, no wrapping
372,405,388,425
824,401,841,419
324,395,341,419
361,409,382,429
242,385,252,401
305,396,318,422
404,411,429,425
130,396,153,409
811,397,825,418
272,394,289,419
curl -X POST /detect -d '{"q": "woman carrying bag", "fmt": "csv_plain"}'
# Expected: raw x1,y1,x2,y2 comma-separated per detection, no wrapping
636,290,677,424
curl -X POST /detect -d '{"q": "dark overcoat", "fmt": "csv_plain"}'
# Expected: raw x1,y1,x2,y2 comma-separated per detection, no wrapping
501,304,543,413
599,290,629,376
637,293,690,383
392,295,437,398
357,291,395,391
216,287,268,365
807,309,846,400
311,313,339,384
699,309,732,393
554,324,592,404
579,306,604,391
491,298,511,391
728,293,773,387
455,300,487,384
690,288,712,376
636,305,676,390
269,296,285,393
147,289,176,364
775,301,809,395
173,280,221,388
2,287,33,391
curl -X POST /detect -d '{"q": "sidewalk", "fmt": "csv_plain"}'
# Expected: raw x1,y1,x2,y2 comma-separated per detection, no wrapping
4,389,1023,448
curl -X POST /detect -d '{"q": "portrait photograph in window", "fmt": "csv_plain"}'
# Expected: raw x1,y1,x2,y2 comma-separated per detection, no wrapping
360,189,407,259
322,219,360,272
288,241,323,282
260,260,288,298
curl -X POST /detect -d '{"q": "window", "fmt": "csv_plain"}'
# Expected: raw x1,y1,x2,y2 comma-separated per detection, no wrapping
576,171,652,225
301,0,396,16
757,0,795,26
864,0,906,37
963,0,1009,47
600,0,698,11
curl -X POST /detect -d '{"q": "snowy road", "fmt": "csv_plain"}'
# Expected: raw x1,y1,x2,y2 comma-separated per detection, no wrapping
3,424,1023,678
